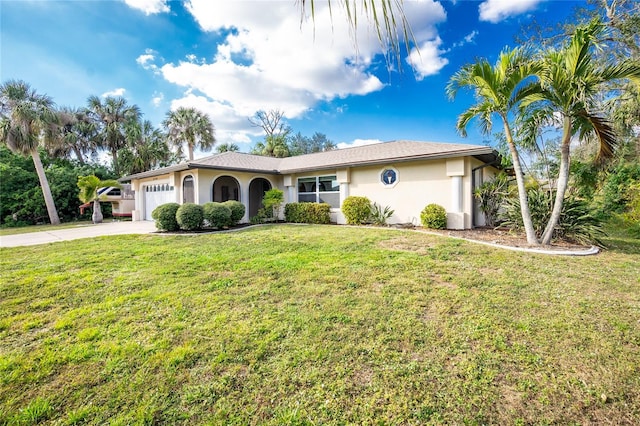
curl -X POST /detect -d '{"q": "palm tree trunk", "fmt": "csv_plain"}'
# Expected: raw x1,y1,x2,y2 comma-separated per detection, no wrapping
30,150,61,225
188,144,194,161
111,148,120,176
72,146,86,164
503,119,539,245
92,199,103,224
541,117,571,245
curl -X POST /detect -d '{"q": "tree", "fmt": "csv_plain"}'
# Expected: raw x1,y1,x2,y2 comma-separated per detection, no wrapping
77,175,121,224
163,107,216,161
119,120,173,175
0,80,61,224
248,109,291,138
216,142,240,153
522,20,640,244
87,95,141,176
447,48,542,245
298,0,413,68
289,132,336,156
251,134,290,157
46,106,98,164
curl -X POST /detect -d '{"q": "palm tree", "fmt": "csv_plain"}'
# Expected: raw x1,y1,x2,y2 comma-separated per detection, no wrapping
0,80,61,224
447,48,542,245
77,175,121,224
163,107,216,161
523,19,640,244
46,106,98,164
87,95,141,175
119,120,172,175
216,142,240,153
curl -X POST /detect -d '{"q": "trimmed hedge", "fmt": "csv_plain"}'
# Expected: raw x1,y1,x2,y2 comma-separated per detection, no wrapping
223,200,246,224
151,203,180,231
285,202,331,224
176,203,204,231
203,202,232,228
420,203,447,229
341,196,371,225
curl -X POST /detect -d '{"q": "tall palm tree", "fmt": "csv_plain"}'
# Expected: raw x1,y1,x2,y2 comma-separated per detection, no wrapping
46,106,98,164
523,19,640,244
119,120,172,175
77,175,121,224
447,48,542,245
163,107,215,161
0,80,61,224
87,95,141,176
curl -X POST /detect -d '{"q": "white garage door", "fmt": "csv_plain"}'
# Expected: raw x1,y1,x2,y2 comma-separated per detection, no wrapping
144,184,176,220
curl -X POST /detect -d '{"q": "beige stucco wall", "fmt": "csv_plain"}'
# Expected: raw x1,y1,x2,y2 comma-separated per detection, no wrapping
131,170,283,222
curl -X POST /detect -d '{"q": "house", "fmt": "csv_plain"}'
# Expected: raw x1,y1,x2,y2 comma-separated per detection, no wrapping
119,140,503,229
79,185,135,218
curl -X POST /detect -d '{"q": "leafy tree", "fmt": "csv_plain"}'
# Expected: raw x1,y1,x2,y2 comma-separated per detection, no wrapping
521,20,640,244
45,106,98,164
289,132,336,156
119,120,173,175
251,134,290,158
163,107,216,161
77,175,121,224
216,142,240,153
447,48,542,244
87,95,141,176
0,79,61,224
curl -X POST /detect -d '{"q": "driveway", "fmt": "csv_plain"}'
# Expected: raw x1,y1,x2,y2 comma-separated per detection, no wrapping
0,221,157,248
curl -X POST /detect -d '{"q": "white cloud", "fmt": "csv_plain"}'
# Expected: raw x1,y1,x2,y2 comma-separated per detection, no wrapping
337,138,383,150
148,0,447,143
151,92,164,107
406,37,449,80
479,0,542,23
101,88,126,98
123,0,169,15
136,49,161,73
453,30,479,48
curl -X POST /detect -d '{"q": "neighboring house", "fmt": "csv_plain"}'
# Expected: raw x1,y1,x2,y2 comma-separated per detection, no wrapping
119,140,503,229
79,185,136,218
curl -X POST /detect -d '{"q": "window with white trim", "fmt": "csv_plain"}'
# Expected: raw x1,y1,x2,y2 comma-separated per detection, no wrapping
297,175,340,208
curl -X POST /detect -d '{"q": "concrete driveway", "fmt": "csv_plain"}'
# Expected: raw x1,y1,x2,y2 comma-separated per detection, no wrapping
0,221,157,248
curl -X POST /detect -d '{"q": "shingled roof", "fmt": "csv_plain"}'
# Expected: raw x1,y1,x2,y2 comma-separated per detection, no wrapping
119,140,496,181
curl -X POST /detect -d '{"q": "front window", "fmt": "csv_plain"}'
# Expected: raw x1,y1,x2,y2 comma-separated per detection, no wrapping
298,175,340,207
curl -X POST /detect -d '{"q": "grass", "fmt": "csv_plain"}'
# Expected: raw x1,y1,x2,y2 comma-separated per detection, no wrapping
0,221,106,236
1,224,639,424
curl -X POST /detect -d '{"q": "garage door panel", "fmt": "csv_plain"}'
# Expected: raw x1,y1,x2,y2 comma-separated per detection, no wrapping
144,185,175,221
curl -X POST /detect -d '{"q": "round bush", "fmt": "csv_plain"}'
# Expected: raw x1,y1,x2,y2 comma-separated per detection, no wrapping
203,202,232,228
222,200,246,224
151,203,180,231
420,203,447,229
176,203,204,231
341,196,371,225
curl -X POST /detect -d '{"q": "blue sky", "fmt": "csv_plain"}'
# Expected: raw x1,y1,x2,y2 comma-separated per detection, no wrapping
1,0,585,153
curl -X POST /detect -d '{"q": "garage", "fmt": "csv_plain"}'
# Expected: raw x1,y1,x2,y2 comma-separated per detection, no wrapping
144,184,175,220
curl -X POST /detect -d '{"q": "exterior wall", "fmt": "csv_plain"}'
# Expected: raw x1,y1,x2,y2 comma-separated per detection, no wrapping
348,159,456,226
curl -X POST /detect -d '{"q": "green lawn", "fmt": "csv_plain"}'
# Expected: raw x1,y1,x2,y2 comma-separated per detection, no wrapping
1,225,639,424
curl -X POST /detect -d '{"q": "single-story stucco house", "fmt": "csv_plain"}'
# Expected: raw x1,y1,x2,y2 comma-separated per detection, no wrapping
119,140,504,229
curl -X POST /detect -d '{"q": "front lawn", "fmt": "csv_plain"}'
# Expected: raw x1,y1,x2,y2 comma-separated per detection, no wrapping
1,225,639,424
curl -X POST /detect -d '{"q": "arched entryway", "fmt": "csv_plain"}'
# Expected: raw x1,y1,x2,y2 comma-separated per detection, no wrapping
212,176,240,202
248,178,272,218
183,176,195,204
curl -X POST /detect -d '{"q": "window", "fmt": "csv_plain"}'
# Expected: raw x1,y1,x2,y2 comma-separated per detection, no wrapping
298,175,340,207
380,167,399,188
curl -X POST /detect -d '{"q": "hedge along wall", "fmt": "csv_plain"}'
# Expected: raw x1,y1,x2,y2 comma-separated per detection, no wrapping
284,203,331,224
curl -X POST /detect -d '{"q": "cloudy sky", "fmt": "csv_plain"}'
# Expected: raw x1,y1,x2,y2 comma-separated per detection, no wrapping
1,0,583,152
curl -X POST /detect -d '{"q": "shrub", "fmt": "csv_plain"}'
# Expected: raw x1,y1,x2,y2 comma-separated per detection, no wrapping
474,172,509,227
176,203,204,231
223,200,245,224
263,189,284,219
151,203,180,231
341,196,371,225
203,202,232,228
500,186,604,245
285,202,331,224
369,203,394,226
420,204,447,229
